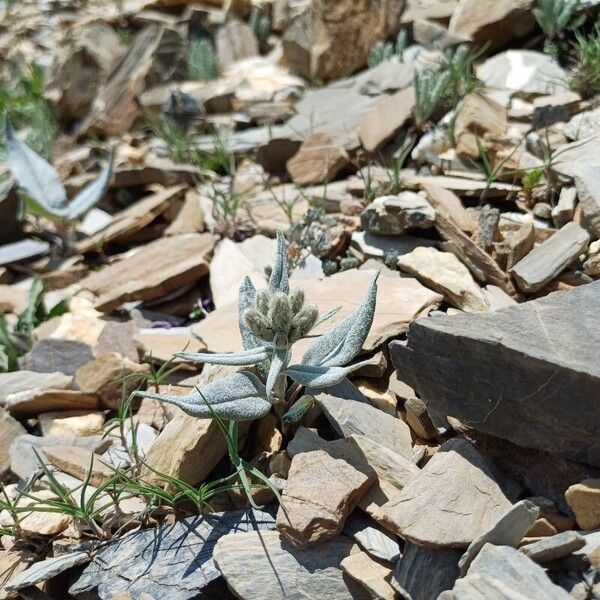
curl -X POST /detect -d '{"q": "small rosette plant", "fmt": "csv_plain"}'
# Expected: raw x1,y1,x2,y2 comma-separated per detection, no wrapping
136,232,379,422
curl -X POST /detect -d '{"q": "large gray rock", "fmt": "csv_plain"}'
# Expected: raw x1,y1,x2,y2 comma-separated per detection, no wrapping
373,438,512,548
390,282,600,466
213,530,370,599
70,509,276,600
440,544,571,599
393,542,462,600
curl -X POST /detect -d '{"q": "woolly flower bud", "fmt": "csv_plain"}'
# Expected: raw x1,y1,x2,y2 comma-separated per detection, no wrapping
268,292,292,332
289,304,319,342
256,289,270,315
244,308,275,341
288,289,305,314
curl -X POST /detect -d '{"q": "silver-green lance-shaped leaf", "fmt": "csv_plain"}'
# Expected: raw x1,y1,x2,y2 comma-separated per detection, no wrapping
5,119,66,211
64,149,114,220
302,272,379,368
176,346,271,366
238,276,261,350
268,230,289,294
285,359,373,389
135,371,270,421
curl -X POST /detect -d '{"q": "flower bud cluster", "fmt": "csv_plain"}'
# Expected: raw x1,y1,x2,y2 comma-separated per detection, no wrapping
244,288,318,348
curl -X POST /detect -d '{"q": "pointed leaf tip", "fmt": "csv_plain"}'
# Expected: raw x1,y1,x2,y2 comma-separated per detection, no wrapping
268,230,289,294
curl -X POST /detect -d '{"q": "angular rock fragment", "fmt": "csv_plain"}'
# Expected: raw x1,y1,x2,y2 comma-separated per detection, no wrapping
288,427,419,491
574,166,600,239
6,552,89,593
521,531,585,563
283,0,404,82
404,396,439,440
75,353,149,409
509,222,589,293
0,549,37,600
70,510,276,600
359,86,415,151
552,187,577,228
361,193,435,235
421,183,475,233
398,246,489,312
341,551,396,599
277,449,375,547
390,282,600,466
566,479,600,530
39,410,104,438
455,92,507,160
434,211,515,294
42,446,114,487
0,408,26,477
393,542,462,600
449,0,535,51
78,24,163,137
373,438,512,547
441,544,571,599
476,50,568,96
213,530,369,600
316,390,414,459
76,185,186,253
216,18,258,69
343,511,401,563
79,233,214,312
47,23,124,122
494,220,535,271
19,340,94,376
459,500,540,575
142,370,229,485
287,132,349,185
9,434,109,480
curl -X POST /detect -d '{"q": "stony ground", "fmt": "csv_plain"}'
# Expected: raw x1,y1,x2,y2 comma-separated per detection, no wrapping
1,0,600,598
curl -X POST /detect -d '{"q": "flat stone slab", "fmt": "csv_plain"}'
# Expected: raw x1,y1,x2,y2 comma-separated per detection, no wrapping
7,552,89,592
316,389,414,459
373,438,512,548
213,530,370,600
521,530,585,564
69,509,276,600
276,449,374,547
440,544,571,599
79,233,214,312
390,282,600,466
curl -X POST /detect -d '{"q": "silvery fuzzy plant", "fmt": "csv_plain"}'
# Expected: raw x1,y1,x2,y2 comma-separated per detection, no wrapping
4,120,114,231
137,231,379,424
134,233,378,505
